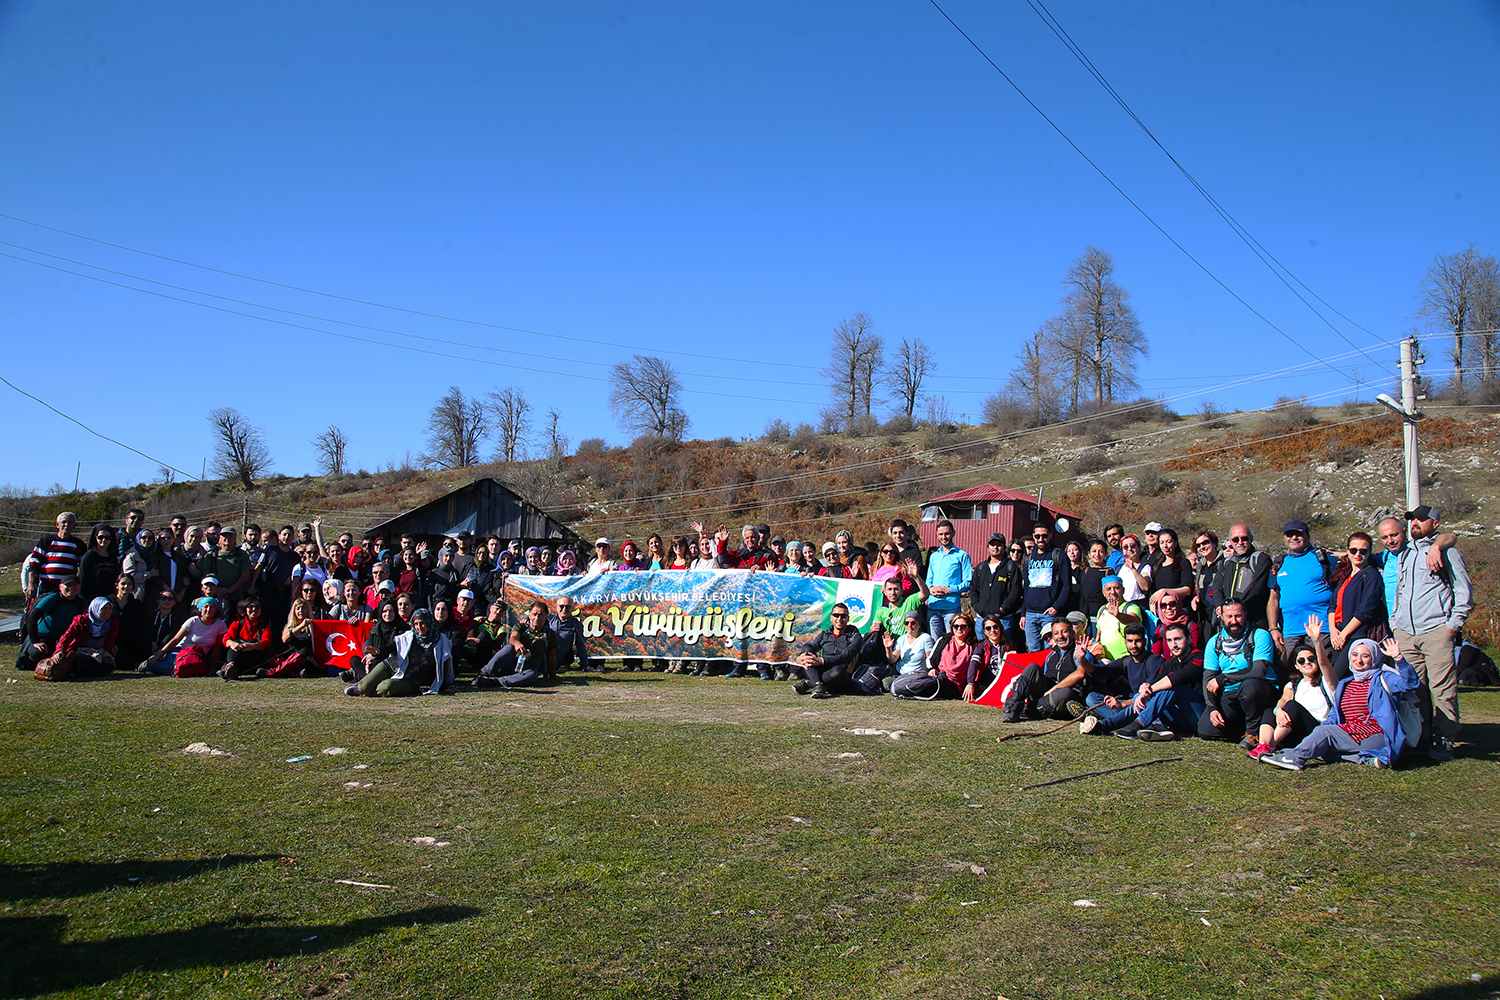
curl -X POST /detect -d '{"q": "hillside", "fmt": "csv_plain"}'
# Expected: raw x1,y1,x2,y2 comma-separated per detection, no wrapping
4,400,1497,643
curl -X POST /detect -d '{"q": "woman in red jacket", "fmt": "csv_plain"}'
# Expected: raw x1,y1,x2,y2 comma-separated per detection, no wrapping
35,597,119,680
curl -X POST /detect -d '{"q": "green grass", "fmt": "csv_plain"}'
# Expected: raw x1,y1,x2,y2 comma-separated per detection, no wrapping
1,661,1498,999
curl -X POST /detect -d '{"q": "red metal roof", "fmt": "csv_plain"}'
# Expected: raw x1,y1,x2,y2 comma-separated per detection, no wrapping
922,483,1079,518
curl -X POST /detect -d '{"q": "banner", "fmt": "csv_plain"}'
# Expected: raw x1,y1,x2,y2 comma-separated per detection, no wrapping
502,570,884,665
311,620,373,670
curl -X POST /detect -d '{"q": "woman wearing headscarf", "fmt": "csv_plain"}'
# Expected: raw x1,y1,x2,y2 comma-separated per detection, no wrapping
123,528,165,601
339,597,409,683
552,549,582,576
35,596,120,680
348,607,452,697
1261,637,1419,771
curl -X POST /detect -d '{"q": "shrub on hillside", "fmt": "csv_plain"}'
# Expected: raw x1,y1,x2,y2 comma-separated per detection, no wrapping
881,414,914,434
763,418,790,443
576,438,607,459
1430,479,1479,519
1180,476,1218,510
1259,479,1313,533
1072,447,1114,475
1133,463,1172,497
1199,400,1231,429
788,423,817,452
1260,396,1319,436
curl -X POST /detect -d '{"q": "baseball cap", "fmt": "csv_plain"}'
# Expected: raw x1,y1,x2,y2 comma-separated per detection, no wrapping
457,588,476,600
1065,610,1089,626
200,576,219,586
595,537,610,547
988,532,1006,544
1405,505,1439,522
1283,519,1310,536
219,525,237,536
1144,522,1163,533
377,580,397,592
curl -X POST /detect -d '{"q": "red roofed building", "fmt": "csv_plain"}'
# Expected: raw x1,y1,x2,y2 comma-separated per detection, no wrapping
917,484,1082,564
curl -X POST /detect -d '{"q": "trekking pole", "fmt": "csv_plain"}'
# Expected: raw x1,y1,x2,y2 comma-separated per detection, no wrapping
995,702,1104,743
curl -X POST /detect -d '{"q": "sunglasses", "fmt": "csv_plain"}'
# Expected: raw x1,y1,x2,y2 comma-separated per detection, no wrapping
1348,547,1370,556
953,622,972,630
1196,541,1214,548
1295,655,1316,664
830,612,848,619
1230,536,1251,543
983,624,1002,631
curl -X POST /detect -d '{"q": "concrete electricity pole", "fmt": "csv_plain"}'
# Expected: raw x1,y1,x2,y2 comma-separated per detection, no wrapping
1376,336,1424,513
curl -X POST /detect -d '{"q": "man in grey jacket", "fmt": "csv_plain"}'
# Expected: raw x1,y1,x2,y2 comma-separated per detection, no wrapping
1392,505,1472,752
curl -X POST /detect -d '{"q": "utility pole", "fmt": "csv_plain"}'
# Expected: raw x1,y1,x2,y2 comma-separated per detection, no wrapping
1376,336,1425,513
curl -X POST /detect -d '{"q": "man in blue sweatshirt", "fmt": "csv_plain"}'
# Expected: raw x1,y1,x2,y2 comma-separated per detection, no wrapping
1021,523,1070,653
924,520,972,639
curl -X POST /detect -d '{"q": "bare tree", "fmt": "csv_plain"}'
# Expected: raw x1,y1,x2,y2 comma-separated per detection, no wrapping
821,312,883,431
1420,245,1499,392
208,407,272,489
421,386,488,469
487,386,532,463
883,337,935,422
1007,325,1064,427
311,425,350,476
608,354,689,440
544,408,568,469
1052,246,1145,409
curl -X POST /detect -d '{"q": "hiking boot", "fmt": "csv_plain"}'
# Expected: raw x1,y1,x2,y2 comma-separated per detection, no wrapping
1238,732,1259,751
471,674,499,689
792,679,812,696
1246,741,1272,759
1139,726,1178,742
1260,750,1304,771
1064,700,1086,719
1078,715,1102,735
339,668,356,683
1424,737,1455,761
811,683,832,699
1113,722,1143,741
774,666,790,682
1000,711,1022,724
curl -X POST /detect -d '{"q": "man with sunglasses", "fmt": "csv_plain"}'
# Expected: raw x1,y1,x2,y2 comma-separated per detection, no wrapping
1266,520,1335,663
792,603,863,699
1212,524,1272,630
1020,523,1069,654
1001,619,1098,722
117,509,146,561
1390,505,1472,756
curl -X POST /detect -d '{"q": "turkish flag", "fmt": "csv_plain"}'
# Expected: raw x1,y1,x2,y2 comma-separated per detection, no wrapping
973,651,1048,709
311,620,373,670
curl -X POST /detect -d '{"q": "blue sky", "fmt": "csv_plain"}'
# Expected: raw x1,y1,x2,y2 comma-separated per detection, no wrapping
1,0,1497,490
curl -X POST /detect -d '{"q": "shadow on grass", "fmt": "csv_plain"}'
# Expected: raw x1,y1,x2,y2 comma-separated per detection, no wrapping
0,904,480,998
0,855,279,902
1396,975,1500,999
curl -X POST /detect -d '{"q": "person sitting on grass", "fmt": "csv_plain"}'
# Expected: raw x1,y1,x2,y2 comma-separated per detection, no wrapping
877,610,935,694
472,601,557,688
1197,600,1276,749
1109,621,1206,742
219,597,274,680
1079,623,1159,735
1245,615,1336,760
34,596,119,681
340,597,408,683
348,607,452,697
140,597,228,676
16,576,85,673
792,603,863,699
892,612,984,702
1001,619,1099,722
1261,637,1419,771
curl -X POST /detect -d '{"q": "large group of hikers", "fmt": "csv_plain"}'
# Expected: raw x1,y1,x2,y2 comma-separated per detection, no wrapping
15,501,1491,771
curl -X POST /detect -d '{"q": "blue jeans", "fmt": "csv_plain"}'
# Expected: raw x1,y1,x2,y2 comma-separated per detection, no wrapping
1084,692,1137,731
1024,611,1057,654
1135,687,1205,733
1288,724,1385,765
928,609,960,640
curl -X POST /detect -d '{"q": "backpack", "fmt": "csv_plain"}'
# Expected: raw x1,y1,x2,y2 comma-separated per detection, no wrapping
1272,548,1336,587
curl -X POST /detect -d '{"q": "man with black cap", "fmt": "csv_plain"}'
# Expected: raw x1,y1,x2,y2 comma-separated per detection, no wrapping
1392,504,1472,756
1266,519,1335,665
968,532,1023,639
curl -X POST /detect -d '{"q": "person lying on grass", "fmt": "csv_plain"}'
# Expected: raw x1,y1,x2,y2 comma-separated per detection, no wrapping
1261,637,1418,771
1245,615,1336,760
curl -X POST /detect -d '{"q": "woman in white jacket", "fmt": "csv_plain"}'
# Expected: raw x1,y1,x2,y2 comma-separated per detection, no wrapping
347,608,452,697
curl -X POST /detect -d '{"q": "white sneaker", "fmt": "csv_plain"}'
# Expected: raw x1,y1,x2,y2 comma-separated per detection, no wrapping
1079,715,1100,735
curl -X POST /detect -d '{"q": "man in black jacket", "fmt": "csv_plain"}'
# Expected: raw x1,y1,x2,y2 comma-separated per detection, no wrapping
1213,524,1273,628
792,603,864,699
1112,622,1206,741
1021,525,1071,653
969,532,1023,639
1002,619,1097,722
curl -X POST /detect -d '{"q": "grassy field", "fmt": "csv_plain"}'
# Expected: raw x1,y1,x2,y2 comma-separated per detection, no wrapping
1,658,1497,1000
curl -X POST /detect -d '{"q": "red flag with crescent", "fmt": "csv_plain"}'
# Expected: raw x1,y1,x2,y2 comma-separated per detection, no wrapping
311,620,373,670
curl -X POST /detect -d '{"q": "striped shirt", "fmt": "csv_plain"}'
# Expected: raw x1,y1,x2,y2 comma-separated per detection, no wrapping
1337,679,1382,741
29,534,86,583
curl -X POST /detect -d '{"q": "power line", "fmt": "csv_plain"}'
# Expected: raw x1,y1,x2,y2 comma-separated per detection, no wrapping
0,374,197,482
1020,0,1385,368
925,0,1358,382
0,211,825,373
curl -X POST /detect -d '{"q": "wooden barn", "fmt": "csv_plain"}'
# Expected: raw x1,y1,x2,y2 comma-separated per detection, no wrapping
917,484,1082,564
363,478,582,550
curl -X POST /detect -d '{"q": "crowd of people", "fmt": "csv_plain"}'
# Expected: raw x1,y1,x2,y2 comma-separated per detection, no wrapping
15,503,1488,768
